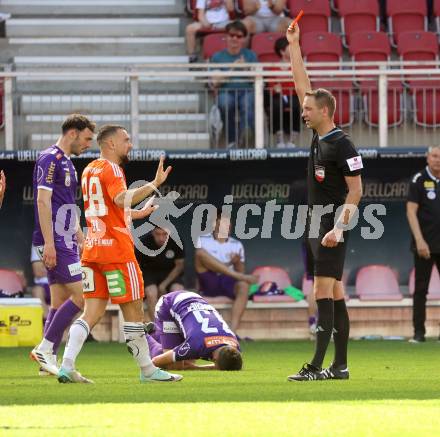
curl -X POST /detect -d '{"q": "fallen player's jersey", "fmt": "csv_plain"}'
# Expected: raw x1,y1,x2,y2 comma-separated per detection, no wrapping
155,290,240,361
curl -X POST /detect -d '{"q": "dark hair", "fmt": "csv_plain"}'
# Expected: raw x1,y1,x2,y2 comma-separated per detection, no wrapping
96,124,126,145
61,114,95,135
305,88,336,119
225,20,248,38
216,346,243,371
274,37,289,58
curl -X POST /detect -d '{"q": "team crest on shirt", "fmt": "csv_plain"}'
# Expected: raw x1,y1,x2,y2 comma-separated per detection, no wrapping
65,169,71,187
177,342,191,357
314,165,325,182
165,250,175,259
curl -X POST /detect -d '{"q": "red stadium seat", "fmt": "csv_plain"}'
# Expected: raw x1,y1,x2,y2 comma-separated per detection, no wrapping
387,0,428,46
348,31,391,64
203,33,227,60
0,269,24,296
288,0,331,34
409,266,440,299
356,265,403,300
301,31,343,65
312,80,354,126
251,32,284,62
338,0,380,47
360,81,404,127
397,31,438,66
409,80,440,127
397,32,439,85
252,266,291,289
302,33,349,125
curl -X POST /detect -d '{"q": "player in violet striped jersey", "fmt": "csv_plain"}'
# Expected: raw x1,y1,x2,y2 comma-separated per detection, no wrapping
30,114,95,377
147,290,242,371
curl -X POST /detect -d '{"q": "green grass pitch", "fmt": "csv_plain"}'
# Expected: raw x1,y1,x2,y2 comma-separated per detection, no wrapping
1,340,439,437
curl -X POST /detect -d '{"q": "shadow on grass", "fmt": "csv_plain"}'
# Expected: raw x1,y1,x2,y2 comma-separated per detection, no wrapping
1,341,439,406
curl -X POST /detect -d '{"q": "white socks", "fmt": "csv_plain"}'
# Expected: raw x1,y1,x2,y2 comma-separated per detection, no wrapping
61,319,90,371
123,322,156,377
38,338,55,353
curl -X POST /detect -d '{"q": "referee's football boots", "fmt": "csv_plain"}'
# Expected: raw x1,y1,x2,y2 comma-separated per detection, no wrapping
318,363,350,380
287,363,322,381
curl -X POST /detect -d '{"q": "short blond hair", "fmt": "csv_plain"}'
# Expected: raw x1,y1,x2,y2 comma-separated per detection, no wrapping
305,88,336,119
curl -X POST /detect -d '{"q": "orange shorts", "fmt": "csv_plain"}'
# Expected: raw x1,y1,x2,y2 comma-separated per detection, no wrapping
81,260,144,304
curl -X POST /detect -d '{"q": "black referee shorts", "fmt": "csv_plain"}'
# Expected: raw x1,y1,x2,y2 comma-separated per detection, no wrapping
306,217,348,281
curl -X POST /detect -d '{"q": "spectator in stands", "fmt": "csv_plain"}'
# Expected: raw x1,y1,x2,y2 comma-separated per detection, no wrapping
211,20,258,148
195,210,258,335
186,0,234,63
241,0,290,35
0,170,6,209
265,37,300,147
407,145,440,343
135,226,185,321
31,245,50,319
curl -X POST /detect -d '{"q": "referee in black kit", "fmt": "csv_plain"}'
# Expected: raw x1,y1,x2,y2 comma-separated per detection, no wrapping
285,23,363,381
407,146,440,343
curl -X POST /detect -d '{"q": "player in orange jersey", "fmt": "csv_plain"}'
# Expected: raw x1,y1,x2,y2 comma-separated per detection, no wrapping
58,125,182,383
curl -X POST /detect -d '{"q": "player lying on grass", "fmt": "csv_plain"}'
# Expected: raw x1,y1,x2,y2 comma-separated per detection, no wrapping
146,290,243,371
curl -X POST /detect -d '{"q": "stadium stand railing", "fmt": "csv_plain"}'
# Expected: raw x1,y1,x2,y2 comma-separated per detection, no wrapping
2,61,440,150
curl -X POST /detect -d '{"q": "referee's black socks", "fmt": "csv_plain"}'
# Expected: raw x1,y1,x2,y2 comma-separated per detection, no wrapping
333,299,350,368
310,298,334,369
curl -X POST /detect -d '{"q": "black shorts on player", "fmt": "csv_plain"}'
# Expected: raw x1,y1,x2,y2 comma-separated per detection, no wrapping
307,215,349,281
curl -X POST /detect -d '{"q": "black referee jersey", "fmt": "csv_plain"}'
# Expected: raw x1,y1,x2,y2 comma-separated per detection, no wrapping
308,128,363,211
306,127,363,280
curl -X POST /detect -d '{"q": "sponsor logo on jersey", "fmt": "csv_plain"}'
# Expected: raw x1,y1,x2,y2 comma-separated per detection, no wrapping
204,336,238,348
346,155,363,171
45,162,56,184
68,262,82,277
314,165,325,182
187,302,214,313
424,181,435,189
82,267,95,292
163,321,180,334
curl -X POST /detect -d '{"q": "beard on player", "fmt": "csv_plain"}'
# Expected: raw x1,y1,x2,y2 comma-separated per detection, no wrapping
120,151,130,167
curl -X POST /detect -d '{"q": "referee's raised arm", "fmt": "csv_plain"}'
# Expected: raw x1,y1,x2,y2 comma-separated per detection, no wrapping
286,24,311,109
